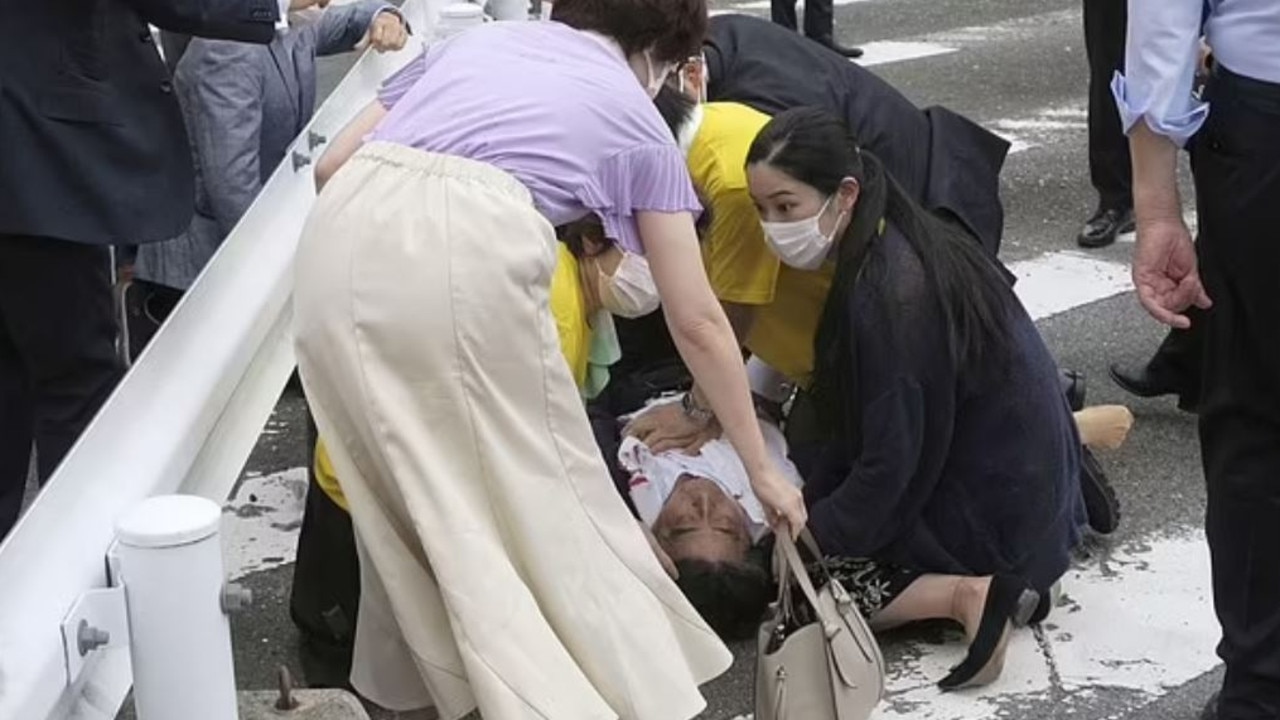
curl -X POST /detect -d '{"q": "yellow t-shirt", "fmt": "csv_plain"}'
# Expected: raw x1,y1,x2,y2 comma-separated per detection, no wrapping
314,244,590,511
688,102,835,387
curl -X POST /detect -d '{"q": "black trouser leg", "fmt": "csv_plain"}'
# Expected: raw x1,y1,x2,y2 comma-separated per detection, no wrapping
771,0,798,32
1193,68,1280,720
1082,0,1132,211
290,414,360,688
0,316,33,538
1145,306,1205,405
802,0,836,45
0,234,122,538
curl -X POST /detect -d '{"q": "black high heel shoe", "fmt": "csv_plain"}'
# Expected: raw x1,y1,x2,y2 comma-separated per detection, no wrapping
1023,584,1056,626
937,575,1040,691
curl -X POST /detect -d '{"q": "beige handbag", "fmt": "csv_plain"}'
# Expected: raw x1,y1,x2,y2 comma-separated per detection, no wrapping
755,530,885,720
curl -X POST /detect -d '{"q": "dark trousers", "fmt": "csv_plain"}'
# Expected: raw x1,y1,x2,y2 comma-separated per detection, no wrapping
1145,306,1205,407
0,234,123,539
1193,66,1280,720
771,0,835,45
290,415,360,688
1082,0,1133,211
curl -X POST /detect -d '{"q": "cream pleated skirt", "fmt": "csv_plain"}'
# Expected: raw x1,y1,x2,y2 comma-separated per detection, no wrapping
292,142,732,720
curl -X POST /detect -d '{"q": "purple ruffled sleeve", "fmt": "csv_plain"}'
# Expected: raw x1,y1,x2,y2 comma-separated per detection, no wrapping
377,49,430,110
579,143,704,255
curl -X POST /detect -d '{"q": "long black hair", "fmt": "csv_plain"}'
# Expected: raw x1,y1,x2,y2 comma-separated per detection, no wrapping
653,84,697,140
745,107,1012,439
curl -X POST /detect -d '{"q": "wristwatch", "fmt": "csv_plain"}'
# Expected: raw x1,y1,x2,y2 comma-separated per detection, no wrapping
681,390,714,426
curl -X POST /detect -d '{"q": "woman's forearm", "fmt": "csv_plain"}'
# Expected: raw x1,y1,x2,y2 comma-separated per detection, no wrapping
638,211,773,479
670,313,772,474
315,100,387,190
687,301,756,411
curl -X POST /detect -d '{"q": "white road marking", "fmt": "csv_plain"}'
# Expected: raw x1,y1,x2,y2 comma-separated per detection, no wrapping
709,7,1079,75
1010,250,1134,321
729,0,868,10
988,105,1088,156
857,41,959,68
876,532,1219,719
925,8,1078,47
223,467,308,579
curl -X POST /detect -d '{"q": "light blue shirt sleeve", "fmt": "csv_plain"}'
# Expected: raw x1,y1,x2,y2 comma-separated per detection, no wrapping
1111,0,1209,147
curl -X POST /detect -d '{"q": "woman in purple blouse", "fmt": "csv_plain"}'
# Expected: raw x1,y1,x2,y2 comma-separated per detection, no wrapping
290,1,806,717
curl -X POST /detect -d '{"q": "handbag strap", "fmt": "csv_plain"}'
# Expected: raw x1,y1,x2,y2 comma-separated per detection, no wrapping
774,533,840,635
798,528,825,562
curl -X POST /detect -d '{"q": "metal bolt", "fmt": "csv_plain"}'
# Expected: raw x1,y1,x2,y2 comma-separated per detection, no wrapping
308,131,328,150
222,582,253,614
276,665,300,711
77,620,111,657
292,151,311,172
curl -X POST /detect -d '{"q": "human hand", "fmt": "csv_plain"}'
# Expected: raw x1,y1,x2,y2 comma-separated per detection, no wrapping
367,10,409,52
1197,39,1214,79
1074,404,1134,451
752,468,806,539
1132,216,1211,329
623,401,720,455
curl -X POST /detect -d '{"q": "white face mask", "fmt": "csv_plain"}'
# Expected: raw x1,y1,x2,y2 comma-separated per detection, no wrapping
760,195,846,271
642,49,674,98
597,252,661,318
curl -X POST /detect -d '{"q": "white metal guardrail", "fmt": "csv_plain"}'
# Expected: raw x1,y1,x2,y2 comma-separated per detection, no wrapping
0,7,431,718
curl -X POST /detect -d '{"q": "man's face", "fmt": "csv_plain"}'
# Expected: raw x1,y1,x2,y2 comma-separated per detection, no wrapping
652,475,752,565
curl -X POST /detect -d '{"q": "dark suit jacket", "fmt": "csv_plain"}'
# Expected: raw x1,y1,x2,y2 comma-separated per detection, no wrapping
704,14,1010,257
0,0,279,245
136,2,388,289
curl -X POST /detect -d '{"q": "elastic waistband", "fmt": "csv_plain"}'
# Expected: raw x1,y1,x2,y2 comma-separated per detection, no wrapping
353,142,533,204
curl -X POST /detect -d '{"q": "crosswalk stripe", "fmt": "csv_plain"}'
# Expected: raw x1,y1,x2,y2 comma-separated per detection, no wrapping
1011,251,1133,321
986,105,1089,156
857,40,959,68
876,532,1217,719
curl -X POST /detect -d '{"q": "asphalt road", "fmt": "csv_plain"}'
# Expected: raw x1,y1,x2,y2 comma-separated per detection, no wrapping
156,2,1225,718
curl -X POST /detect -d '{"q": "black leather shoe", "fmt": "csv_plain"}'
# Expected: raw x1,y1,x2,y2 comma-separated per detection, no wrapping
1110,363,1200,413
1108,363,1179,399
1200,691,1219,720
1080,446,1121,535
1077,207,1135,249
1060,369,1087,412
813,38,864,58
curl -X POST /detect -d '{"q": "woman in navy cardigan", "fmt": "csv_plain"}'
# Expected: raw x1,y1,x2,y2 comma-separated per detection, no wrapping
745,107,1087,691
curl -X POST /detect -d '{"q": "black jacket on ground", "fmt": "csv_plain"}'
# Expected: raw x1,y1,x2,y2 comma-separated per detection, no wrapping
704,14,1010,259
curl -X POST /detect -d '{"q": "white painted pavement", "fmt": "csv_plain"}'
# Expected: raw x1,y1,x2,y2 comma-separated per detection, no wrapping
875,532,1218,719
1011,250,1133,322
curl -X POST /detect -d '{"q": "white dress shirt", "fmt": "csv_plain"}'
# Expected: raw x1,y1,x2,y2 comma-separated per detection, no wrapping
620,396,804,543
1112,0,1280,146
